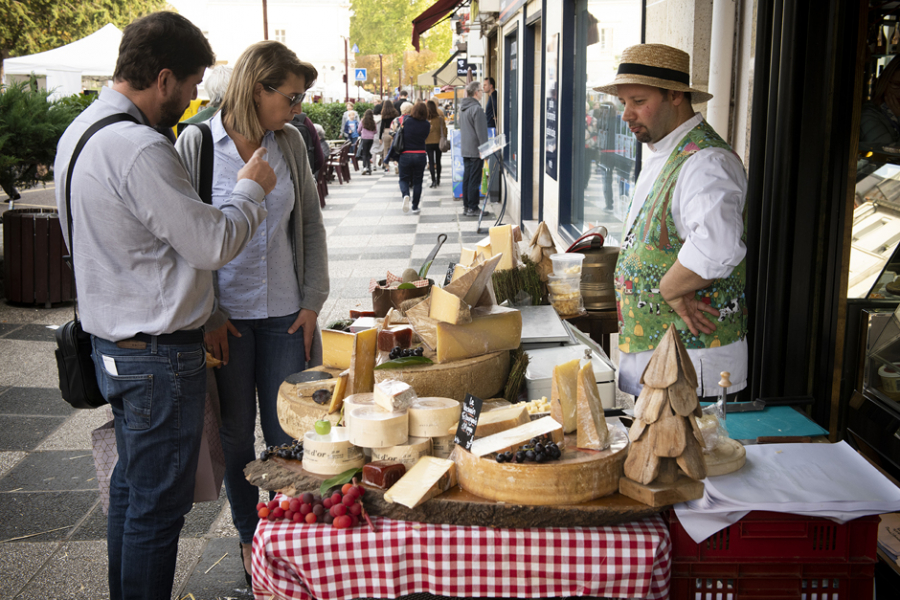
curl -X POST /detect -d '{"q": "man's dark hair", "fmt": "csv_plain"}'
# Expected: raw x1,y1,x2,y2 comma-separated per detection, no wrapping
658,87,692,104
399,90,408,97
114,12,215,90
373,102,383,115
485,76,496,88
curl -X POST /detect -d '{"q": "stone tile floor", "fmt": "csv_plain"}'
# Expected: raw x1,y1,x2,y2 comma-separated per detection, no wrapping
0,155,515,599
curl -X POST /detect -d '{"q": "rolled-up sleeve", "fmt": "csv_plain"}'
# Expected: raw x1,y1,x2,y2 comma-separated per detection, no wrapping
674,148,747,280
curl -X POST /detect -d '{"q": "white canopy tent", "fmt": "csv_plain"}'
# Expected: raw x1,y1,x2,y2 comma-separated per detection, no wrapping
3,24,122,99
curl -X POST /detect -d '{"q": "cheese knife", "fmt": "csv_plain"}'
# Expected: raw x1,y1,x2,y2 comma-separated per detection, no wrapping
418,233,448,279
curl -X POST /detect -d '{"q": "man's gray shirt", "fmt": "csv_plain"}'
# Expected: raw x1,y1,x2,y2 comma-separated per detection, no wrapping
54,87,267,342
458,97,488,158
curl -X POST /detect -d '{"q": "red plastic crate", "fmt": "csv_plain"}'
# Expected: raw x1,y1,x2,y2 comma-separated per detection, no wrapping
669,511,879,564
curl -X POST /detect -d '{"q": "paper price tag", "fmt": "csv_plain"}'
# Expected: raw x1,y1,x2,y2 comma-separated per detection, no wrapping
452,393,484,451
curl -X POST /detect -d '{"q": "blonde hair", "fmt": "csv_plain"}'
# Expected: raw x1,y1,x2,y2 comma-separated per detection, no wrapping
219,40,318,142
400,101,414,115
348,110,358,120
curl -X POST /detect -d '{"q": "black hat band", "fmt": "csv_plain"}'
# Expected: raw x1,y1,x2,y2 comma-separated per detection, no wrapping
616,63,690,85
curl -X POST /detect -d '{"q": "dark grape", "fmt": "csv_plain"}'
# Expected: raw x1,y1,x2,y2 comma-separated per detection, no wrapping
415,347,424,356
525,450,536,461
534,443,545,453
516,451,526,463
495,454,506,463
535,452,545,463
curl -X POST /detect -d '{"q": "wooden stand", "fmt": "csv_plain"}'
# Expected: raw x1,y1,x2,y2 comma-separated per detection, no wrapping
704,438,747,476
618,457,704,507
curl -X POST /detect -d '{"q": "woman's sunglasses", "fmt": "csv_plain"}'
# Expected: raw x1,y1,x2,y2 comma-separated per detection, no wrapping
266,85,305,108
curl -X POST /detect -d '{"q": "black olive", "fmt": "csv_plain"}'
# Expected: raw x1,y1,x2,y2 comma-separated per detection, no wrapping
312,388,332,405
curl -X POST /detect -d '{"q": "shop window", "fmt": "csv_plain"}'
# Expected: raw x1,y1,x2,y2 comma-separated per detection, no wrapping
275,29,286,44
504,27,519,180
566,0,642,245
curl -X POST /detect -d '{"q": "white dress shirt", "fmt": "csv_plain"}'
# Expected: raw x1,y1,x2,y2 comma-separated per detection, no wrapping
618,113,749,398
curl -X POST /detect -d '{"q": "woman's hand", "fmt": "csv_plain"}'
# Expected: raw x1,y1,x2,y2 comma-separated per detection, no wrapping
288,309,318,361
205,320,241,366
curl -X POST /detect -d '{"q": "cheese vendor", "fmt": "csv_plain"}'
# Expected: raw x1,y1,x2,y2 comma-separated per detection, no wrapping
597,44,749,398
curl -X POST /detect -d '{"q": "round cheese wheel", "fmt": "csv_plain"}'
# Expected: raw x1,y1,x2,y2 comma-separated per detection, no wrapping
342,392,374,429
408,397,461,437
347,405,408,448
431,433,457,459
372,436,432,468
302,427,365,476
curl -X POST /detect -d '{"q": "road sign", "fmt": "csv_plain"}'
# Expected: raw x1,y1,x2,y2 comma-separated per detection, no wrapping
354,68,367,81
456,58,468,76
352,44,360,54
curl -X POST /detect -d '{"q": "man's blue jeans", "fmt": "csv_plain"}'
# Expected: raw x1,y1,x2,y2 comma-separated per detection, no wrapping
92,335,207,600
463,157,483,212
213,312,307,542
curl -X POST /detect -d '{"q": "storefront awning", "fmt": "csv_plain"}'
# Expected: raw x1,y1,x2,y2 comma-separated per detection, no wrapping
412,0,465,51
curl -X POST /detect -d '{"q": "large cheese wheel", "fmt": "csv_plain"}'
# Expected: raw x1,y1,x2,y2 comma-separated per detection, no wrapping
431,433,457,459
277,366,346,439
408,397,461,437
347,406,408,448
302,428,366,476
342,393,374,430
372,436,432,469
373,350,510,402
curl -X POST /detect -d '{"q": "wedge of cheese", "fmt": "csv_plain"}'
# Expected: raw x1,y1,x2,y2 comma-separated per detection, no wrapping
434,305,522,363
476,240,492,259
347,327,377,394
469,416,564,457
429,285,472,324
444,253,503,308
459,247,476,267
550,359,580,433
322,329,355,370
383,456,457,508
450,264,470,283
445,403,529,437
576,361,609,450
489,224,518,271
374,379,417,412
327,371,349,414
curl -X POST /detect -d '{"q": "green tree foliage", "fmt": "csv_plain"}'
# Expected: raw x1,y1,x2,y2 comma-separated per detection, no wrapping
305,101,376,140
0,0,168,71
349,0,453,91
0,81,94,194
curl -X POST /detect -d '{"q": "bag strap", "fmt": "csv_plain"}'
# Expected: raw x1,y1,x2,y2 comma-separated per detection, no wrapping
189,122,214,205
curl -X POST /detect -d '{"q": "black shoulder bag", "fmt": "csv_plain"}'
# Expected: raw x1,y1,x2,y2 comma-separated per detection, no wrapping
55,113,138,409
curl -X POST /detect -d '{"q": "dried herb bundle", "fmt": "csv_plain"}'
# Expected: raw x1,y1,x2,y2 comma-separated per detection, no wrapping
503,346,530,404
492,256,544,306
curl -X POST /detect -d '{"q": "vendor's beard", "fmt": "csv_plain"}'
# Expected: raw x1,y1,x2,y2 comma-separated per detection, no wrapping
158,95,187,129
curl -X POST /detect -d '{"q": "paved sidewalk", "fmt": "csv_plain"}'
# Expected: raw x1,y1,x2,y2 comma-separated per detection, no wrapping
0,156,506,599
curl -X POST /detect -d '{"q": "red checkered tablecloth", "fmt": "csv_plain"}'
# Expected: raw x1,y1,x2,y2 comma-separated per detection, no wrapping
252,496,670,600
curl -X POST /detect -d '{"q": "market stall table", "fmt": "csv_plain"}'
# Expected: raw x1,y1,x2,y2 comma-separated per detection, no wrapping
252,500,671,600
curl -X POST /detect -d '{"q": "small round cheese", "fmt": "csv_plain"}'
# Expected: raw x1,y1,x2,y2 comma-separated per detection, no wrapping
408,397,461,437
347,405,408,448
342,392,374,429
302,427,365,475
372,436,432,468
431,433,457,459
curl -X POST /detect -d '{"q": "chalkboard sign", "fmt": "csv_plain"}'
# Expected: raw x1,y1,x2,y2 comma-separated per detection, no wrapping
452,393,484,451
443,262,457,287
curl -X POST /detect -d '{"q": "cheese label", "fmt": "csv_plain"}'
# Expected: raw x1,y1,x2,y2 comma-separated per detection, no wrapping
372,436,432,469
431,434,457,458
451,393,484,451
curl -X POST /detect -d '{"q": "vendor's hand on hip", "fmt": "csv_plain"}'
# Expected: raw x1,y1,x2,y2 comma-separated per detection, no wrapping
669,294,719,337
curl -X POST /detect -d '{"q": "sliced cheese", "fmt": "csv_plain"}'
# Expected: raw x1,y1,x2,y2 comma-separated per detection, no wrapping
550,358,580,433
341,392,374,429
327,371,349,414
429,286,471,324
322,329,355,370
373,350,510,402
348,327,377,395
489,224,517,271
444,253,503,307
576,361,609,450
302,428,366,475
459,247,476,267
409,397,461,437
347,405,408,448
372,436,432,469
469,415,564,457
445,403,529,437
476,240,492,259
450,264,470,283
374,379,417,412
383,456,457,508
435,305,522,363
431,433,457,458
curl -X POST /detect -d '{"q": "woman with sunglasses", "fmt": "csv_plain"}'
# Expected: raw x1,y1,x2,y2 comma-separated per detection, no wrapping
175,40,329,585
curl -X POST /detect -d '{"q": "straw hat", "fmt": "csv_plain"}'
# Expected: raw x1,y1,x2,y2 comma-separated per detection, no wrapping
594,44,712,104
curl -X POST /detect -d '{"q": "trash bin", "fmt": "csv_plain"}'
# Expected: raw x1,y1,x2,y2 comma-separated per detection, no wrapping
3,208,74,307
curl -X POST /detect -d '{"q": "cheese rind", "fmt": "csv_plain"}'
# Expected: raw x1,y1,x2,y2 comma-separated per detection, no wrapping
373,379,417,412
451,264,470,282
475,240,492,259
372,436,432,469
327,371,349,414
409,397,461,437
383,456,457,508
445,404,529,437
322,329,354,370
576,362,610,450
341,392,374,429
347,405,409,448
489,224,517,271
429,286,471,324
302,428,366,475
373,350,510,402
469,416,564,457
435,305,522,363
431,433,457,458
550,359,580,433
348,328,377,394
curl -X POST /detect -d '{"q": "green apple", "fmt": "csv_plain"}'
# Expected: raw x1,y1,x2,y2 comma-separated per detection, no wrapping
314,419,331,435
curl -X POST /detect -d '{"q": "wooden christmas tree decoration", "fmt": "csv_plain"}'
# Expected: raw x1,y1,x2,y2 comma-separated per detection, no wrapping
619,327,707,507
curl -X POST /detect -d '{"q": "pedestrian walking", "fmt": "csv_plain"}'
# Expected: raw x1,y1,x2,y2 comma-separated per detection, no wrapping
342,110,360,142
459,81,488,216
358,109,377,174
389,101,430,214
425,99,447,187
371,103,384,168
379,102,399,172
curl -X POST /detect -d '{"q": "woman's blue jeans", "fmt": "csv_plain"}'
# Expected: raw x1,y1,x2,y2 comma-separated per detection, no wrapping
92,335,207,600
398,152,427,209
214,312,307,542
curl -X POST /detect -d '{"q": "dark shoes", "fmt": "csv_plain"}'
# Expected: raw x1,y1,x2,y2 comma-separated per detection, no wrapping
240,542,252,587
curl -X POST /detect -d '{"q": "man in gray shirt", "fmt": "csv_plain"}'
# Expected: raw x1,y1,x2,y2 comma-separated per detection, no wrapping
53,13,274,600
458,81,488,217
